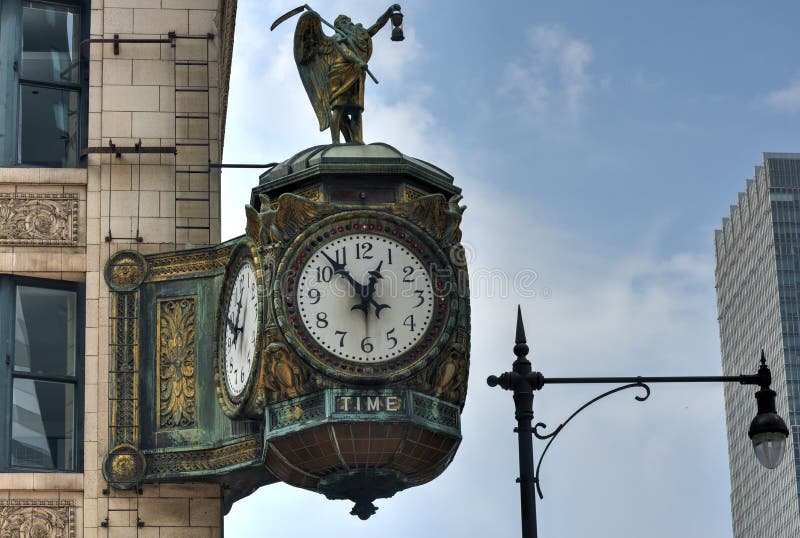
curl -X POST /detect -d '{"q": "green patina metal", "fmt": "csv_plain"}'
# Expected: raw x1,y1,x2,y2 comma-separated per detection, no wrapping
103,141,470,517
264,388,461,440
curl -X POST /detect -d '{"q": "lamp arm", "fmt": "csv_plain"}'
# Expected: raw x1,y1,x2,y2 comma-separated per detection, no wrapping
532,381,651,499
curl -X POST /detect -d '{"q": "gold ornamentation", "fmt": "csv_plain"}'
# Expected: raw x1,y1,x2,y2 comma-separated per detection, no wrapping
245,194,286,245
105,250,148,291
0,500,75,538
429,339,469,406
145,436,262,475
0,193,78,245
390,194,466,245
112,454,137,481
103,443,147,488
157,297,197,429
274,193,336,240
261,342,312,402
285,6,402,143
146,245,233,282
402,185,427,201
245,193,335,247
296,186,322,201
109,292,139,447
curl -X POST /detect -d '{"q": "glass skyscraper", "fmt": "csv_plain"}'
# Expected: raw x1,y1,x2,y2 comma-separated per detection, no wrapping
715,153,800,536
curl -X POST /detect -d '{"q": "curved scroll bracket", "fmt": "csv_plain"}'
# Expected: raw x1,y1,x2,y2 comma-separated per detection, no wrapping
532,381,651,499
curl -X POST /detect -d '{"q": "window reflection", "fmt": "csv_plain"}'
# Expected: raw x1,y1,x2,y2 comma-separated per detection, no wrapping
19,84,79,167
18,1,82,167
14,285,76,376
2,276,81,473
21,1,80,84
11,379,75,470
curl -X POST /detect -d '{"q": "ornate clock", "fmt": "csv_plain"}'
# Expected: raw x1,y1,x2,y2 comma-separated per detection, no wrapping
217,240,265,416
275,212,457,383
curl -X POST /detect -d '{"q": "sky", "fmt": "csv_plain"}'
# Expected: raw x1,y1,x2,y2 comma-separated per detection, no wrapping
219,1,800,536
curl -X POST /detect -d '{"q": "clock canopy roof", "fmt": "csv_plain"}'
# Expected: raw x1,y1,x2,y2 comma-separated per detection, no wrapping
251,142,460,208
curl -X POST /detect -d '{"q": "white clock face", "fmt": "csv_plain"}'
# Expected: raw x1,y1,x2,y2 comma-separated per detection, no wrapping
297,233,434,363
223,262,259,397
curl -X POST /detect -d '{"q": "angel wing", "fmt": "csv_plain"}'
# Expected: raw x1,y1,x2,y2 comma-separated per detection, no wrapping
294,12,335,131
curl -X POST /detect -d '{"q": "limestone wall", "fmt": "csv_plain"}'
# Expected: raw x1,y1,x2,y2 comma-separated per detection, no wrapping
0,1,236,536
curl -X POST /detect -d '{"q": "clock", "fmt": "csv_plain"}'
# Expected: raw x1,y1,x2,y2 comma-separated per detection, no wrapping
276,213,457,382
217,240,264,416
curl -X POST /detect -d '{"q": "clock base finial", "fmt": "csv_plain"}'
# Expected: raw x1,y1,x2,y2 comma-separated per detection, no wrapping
319,468,408,520
350,499,379,520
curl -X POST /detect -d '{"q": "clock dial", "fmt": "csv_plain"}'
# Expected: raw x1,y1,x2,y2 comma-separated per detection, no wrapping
223,261,259,398
279,216,457,382
296,233,434,363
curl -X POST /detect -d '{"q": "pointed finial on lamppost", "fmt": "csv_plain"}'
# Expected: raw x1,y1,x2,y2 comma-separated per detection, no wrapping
514,305,530,365
516,304,527,344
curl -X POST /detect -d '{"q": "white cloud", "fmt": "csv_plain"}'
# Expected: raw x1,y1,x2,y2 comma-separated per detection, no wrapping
499,24,594,125
762,79,800,112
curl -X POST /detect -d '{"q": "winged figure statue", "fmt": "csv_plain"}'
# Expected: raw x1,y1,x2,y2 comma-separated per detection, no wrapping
286,5,401,144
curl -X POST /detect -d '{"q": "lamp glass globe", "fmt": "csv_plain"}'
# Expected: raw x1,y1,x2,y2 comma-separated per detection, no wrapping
752,432,786,469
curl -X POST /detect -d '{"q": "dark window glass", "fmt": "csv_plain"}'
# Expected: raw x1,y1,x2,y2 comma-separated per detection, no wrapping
11,379,75,470
21,2,80,84
0,0,86,167
14,285,76,376
1,276,82,472
19,84,79,167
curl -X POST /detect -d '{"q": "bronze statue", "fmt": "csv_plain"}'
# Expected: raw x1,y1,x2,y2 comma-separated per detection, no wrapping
271,5,404,144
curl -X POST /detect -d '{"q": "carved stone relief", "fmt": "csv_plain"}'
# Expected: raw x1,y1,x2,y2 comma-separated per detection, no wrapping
0,193,79,245
0,499,75,538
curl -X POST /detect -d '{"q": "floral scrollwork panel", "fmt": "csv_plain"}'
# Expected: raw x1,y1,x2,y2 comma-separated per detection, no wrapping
157,296,198,429
0,193,79,245
0,500,75,538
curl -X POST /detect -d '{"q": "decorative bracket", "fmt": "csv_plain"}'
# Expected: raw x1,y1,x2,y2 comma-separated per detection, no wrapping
531,381,651,499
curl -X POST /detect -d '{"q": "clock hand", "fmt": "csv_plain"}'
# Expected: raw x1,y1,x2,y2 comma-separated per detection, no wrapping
237,305,247,334
232,287,244,347
351,261,391,318
320,250,363,296
370,298,391,318
224,311,238,332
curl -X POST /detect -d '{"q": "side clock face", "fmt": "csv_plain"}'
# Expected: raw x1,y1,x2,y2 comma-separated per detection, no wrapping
222,261,259,399
295,230,435,364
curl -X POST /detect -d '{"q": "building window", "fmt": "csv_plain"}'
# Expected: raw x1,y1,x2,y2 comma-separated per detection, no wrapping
0,0,89,167
0,276,83,472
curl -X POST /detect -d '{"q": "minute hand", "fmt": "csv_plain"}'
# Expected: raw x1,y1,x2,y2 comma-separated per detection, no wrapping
320,250,363,295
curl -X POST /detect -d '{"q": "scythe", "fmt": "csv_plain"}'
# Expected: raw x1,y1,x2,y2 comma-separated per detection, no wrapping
270,4,379,84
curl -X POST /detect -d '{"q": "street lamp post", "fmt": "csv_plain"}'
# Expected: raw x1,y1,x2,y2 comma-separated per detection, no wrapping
487,306,790,538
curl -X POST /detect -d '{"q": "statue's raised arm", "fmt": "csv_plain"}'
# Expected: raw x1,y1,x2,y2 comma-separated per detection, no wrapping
271,5,405,144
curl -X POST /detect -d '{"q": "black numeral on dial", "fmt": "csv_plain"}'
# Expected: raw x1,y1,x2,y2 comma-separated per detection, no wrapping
317,266,333,282
361,337,374,353
335,330,347,347
356,242,374,259
386,328,398,349
403,266,414,283
308,288,321,304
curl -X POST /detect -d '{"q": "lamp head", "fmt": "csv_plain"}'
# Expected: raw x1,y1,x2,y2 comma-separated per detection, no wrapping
748,387,789,469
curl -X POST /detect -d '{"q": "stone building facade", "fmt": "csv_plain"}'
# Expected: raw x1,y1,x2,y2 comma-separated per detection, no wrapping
0,0,237,536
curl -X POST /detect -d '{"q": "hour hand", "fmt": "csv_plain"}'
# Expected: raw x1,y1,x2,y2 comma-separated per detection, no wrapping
371,299,390,318
223,311,237,332
351,299,390,318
